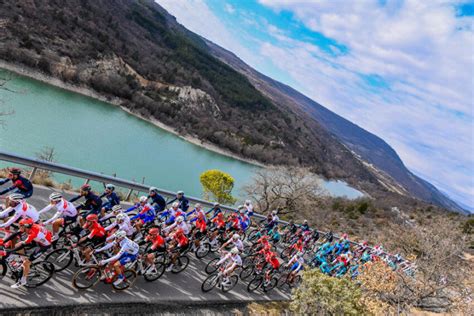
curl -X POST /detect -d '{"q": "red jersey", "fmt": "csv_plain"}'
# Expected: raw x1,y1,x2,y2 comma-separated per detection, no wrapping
195,218,207,232
87,222,105,239
266,252,280,270
212,217,225,229
24,224,52,246
146,234,166,250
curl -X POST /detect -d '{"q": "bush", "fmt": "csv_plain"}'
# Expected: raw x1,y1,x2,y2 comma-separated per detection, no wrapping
199,170,236,205
291,270,365,315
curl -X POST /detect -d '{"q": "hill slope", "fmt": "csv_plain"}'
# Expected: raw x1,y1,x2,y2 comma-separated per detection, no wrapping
0,0,464,212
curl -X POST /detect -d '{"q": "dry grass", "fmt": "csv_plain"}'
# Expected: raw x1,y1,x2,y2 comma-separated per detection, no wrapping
246,302,292,316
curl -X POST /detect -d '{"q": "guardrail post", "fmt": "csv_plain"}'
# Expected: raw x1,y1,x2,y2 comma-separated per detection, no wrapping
126,189,133,201
84,179,90,185
28,167,38,180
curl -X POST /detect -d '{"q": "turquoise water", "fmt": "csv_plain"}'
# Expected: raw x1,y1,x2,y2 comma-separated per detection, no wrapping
0,69,362,200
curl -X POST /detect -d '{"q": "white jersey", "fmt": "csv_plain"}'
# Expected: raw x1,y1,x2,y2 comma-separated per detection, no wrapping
290,254,304,265
0,201,39,228
98,237,139,264
217,252,242,266
105,215,135,236
245,204,253,214
232,239,244,251
165,220,190,235
40,199,78,224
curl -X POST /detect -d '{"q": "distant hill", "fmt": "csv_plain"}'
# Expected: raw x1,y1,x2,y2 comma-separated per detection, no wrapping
0,0,465,213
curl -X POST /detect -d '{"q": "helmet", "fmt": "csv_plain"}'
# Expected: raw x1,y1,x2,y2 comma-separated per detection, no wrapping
149,187,158,193
177,190,184,195
149,227,159,235
245,200,251,205
362,241,368,246
114,230,126,239
232,233,240,240
272,210,277,215
105,184,115,191
9,168,21,175
139,196,148,203
176,216,184,223
19,218,34,228
86,214,98,222
231,247,239,255
116,213,126,221
217,212,223,218
342,233,348,239
213,202,220,207
239,209,245,214
303,219,308,224
237,205,244,210
8,193,24,202
49,192,62,202
112,205,123,212
81,184,91,192
195,203,202,209
172,202,179,208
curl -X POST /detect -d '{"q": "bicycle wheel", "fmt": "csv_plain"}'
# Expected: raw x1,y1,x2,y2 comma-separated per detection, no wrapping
201,273,220,292
222,275,238,293
291,275,302,288
195,242,211,259
247,276,262,292
112,269,137,291
24,261,54,288
171,256,189,274
277,273,289,289
144,262,165,282
72,266,101,289
205,257,219,274
240,265,255,281
263,277,278,292
45,248,73,272
247,229,259,242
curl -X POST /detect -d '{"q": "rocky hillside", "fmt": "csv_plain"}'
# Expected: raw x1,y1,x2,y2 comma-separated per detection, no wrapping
0,0,464,212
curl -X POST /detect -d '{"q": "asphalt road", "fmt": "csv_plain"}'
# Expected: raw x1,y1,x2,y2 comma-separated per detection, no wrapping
0,184,290,311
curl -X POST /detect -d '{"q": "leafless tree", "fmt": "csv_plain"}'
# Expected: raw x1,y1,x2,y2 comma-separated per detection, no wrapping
243,167,325,215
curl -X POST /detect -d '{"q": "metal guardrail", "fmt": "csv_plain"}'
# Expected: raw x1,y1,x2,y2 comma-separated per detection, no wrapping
0,150,407,266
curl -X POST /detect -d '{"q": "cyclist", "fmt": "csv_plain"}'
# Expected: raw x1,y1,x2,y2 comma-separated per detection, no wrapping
76,214,106,263
286,251,305,283
191,211,207,251
216,247,242,285
39,192,78,240
206,202,222,219
301,219,310,232
105,213,135,237
99,184,120,218
0,193,39,229
168,191,189,212
264,250,280,284
0,218,52,288
96,230,139,286
148,187,166,212
238,207,250,232
128,196,156,233
220,233,244,252
166,228,189,271
244,200,253,216
71,184,103,226
164,216,189,235
266,210,279,231
209,212,226,249
0,168,33,198
187,203,206,222
144,227,166,268
160,202,185,225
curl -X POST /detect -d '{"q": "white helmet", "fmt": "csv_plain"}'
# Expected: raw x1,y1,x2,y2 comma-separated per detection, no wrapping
172,202,179,208
245,200,251,204
213,202,220,207
149,187,158,193
139,196,148,203
105,184,115,191
112,205,123,212
114,230,126,239
232,233,240,240
116,213,126,221
176,216,184,223
49,192,62,202
272,210,277,215
8,193,23,202
177,190,184,195
239,209,245,214
195,203,202,209
231,247,239,255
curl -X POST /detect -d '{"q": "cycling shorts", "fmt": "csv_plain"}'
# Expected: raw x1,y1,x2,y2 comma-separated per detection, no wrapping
290,262,303,272
119,252,138,265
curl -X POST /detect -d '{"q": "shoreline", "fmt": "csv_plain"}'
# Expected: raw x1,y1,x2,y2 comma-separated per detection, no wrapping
0,60,265,168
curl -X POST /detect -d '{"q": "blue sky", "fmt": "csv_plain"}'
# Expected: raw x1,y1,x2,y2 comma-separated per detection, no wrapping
157,0,474,209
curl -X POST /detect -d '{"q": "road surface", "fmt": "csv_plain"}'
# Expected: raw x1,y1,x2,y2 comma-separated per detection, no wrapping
0,184,290,312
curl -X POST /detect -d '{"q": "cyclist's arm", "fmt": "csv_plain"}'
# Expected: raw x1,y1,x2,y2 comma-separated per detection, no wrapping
69,195,81,203
0,186,15,196
104,221,117,232
124,205,138,214
216,253,230,265
43,211,61,225
0,178,9,185
95,241,114,253
0,212,20,228
0,207,13,218
38,204,54,215
101,246,125,264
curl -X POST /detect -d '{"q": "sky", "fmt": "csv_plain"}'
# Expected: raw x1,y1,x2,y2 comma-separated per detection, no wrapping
156,0,474,210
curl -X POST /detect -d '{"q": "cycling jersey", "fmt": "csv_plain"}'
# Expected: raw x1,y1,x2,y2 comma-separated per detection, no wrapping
86,222,106,239
217,253,242,266
146,234,166,250
100,191,120,210
174,232,189,247
0,175,33,197
266,252,280,270
206,207,222,219
40,199,78,225
289,254,305,266
232,239,244,251
195,218,207,232
130,203,156,223
97,237,139,264
239,214,250,230
105,217,134,236
166,221,190,235
148,193,166,212
211,216,225,229
168,196,189,212
71,192,103,214
24,224,52,246
0,201,39,227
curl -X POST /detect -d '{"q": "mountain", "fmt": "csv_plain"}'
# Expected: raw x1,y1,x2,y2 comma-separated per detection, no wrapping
0,0,465,213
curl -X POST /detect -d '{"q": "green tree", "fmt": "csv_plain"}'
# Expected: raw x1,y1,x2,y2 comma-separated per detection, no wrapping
200,169,236,205
291,270,365,315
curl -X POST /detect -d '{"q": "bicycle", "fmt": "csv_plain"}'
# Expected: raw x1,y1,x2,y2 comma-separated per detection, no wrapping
72,263,137,291
201,266,238,293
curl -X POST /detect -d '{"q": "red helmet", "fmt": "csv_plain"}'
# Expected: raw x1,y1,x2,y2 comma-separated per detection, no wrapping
9,168,21,175
342,233,348,239
81,184,92,192
362,241,368,246
0,238,4,247
149,227,159,235
19,218,34,227
86,214,98,222
217,212,224,218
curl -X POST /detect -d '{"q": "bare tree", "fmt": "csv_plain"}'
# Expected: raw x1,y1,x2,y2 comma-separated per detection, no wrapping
0,73,16,127
35,146,57,178
243,167,325,215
